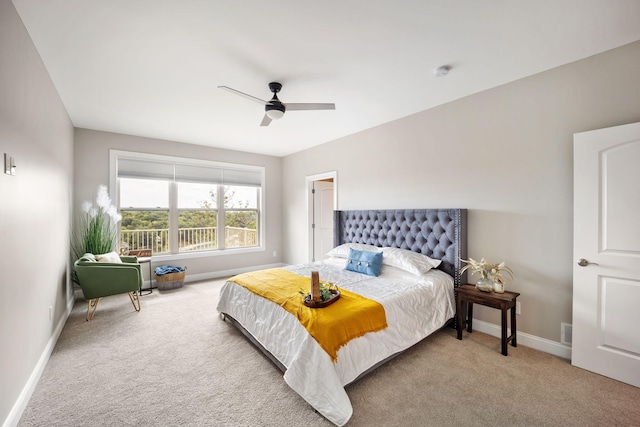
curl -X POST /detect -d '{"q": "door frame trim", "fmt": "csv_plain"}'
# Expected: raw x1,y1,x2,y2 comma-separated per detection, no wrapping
306,171,338,262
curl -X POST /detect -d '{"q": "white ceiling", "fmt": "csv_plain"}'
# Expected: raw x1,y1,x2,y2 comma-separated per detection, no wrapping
12,0,640,157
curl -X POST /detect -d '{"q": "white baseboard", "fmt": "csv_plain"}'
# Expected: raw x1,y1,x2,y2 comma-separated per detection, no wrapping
181,263,286,284
80,263,287,295
471,319,572,360
3,299,74,427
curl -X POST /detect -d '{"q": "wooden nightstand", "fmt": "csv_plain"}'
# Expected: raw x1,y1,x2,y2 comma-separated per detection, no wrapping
455,284,520,356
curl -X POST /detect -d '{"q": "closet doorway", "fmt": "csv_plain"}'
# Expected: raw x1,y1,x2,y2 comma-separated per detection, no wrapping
306,172,337,262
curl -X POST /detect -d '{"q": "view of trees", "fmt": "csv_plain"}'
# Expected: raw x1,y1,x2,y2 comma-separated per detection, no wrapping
121,210,168,231
120,186,257,252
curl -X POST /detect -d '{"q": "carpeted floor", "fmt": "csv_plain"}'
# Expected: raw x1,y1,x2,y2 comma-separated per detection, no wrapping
18,278,640,426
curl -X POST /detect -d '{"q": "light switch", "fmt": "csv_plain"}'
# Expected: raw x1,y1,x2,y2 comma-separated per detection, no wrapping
4,153,16,176
4,153,11,175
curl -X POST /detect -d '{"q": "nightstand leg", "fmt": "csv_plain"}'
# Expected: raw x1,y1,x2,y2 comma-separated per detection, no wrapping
501,307,508,356
467,303,474,333
456,297,463,340
511,305,517,348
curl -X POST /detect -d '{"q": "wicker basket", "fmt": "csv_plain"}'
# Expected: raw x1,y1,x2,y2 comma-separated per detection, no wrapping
155,270,186,290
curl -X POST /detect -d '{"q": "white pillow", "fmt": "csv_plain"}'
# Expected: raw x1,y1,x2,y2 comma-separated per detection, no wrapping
95,251,122,263
326,243,381,258
381,247,441,275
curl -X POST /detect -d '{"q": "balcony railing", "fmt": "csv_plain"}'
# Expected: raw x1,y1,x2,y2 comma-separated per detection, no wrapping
121,228,169,254
120,227,257,254
180,227,217,251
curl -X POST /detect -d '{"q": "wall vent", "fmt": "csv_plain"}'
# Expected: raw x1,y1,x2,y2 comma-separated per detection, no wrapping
561,323,573,345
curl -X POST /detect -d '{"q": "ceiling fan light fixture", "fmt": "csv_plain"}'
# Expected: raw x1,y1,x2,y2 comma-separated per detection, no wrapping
266,108,285,120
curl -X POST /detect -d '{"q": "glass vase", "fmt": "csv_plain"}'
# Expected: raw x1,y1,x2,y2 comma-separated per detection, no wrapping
476,277,494,292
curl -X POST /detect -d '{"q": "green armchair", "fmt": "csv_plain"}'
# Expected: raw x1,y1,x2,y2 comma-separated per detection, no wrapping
74,253,143,321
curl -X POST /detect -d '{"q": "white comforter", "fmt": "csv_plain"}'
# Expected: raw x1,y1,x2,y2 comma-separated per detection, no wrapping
216,258,455,426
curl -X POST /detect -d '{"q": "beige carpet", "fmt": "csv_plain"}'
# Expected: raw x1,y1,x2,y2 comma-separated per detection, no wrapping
18,278,640,427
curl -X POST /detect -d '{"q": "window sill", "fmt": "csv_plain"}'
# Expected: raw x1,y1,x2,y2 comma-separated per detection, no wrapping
150,246,264,263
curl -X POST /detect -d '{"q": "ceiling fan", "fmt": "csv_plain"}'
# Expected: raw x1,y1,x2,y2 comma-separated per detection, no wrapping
218,82,336,127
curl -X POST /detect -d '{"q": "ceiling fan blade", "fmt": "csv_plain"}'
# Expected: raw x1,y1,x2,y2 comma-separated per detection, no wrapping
260,114,272,127
284,103,336,111
218,86,268,105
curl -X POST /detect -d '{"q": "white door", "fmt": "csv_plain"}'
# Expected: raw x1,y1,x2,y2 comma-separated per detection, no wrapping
572,121,640,387
312,180,334,262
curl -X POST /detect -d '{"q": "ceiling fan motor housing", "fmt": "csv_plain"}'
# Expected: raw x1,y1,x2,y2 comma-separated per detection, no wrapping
268,82,282,93
266,100,285,114
265,84,285,119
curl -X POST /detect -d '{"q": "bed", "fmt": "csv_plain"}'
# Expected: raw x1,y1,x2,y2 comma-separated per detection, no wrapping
216,209,467,426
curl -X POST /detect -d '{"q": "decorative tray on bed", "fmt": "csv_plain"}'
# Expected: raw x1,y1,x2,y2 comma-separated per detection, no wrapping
303,289,341,308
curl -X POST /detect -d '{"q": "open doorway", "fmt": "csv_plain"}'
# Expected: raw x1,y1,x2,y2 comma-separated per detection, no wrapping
306,171,337,262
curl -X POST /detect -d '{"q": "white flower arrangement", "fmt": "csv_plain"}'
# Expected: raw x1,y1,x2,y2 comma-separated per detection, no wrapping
72,186,122,260
460,257,514,284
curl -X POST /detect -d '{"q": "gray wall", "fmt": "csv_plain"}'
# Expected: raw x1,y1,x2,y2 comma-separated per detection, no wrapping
282,40,640,343
3,0,639,421
0,0,74,424
74,129,283,280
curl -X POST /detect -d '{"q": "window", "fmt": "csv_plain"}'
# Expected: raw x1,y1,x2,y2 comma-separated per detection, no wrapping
177,182,218,252
112,151,264,255
120,178,170,254
224,185,259,248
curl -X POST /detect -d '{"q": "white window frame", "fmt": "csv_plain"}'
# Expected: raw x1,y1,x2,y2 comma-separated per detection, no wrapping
110,150,265,261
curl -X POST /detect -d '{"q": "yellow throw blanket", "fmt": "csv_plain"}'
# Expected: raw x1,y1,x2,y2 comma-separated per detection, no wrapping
230,268,388,362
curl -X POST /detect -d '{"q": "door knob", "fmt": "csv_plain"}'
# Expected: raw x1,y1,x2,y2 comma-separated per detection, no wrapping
577,258,599,267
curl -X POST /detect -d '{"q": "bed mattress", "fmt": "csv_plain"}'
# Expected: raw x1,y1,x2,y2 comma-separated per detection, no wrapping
216,257,455,426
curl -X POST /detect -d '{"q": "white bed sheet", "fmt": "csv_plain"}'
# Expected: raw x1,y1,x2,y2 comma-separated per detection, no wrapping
216,258,455,426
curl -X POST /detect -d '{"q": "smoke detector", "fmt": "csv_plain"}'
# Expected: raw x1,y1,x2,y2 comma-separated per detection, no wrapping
433,65,451,77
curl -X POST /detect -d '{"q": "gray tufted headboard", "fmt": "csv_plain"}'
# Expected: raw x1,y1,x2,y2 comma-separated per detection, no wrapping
333,209,468,286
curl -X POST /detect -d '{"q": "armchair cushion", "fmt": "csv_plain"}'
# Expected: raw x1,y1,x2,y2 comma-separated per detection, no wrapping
78,253,97,262
96,251,122,263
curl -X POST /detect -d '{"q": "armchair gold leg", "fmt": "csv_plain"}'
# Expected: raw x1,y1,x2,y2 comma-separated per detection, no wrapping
86,298,100,321
128,291,141,312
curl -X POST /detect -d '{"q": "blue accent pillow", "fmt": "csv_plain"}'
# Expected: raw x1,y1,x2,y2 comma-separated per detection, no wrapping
345,248,383,277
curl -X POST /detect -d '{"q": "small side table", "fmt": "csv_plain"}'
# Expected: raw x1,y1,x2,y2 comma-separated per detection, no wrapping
455,284,520,356
128,249,153,295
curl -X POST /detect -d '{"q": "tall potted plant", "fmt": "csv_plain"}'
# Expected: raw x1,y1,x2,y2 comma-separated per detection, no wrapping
72,185,122,261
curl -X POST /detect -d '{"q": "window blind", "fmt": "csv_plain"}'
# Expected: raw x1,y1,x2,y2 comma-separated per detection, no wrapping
223,168,262,187
174,164,223,184
117,158,174,180
117,157,262,187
